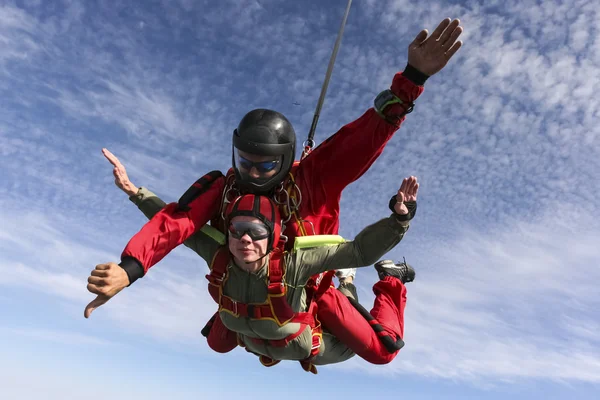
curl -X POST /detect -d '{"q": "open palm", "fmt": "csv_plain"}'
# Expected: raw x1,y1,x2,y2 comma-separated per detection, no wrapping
394,176,419,215
407,18,463,77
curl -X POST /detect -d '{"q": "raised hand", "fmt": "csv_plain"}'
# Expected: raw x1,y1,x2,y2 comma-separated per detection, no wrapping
102,148,138,197
394,176,419,215
407,18,463,77
84,262,130,318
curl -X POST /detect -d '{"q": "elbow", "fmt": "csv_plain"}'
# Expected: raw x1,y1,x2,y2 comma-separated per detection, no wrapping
354,239,403,267
355,247,385,268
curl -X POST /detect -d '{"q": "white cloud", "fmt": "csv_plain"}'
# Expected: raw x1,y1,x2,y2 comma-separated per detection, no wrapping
1,0,599,391
1,326,116,346
0,206,218,344
343,200,600,383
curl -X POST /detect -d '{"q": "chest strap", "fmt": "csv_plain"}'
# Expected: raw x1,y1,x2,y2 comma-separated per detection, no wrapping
218,295,315,325
206,248,313,327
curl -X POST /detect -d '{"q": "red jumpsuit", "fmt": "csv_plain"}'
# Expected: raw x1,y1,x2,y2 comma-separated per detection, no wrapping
120,71,424,364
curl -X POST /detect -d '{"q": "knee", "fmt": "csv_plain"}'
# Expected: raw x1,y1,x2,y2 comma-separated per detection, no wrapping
207,337,237,353
206,322,239,354
362,337,403,365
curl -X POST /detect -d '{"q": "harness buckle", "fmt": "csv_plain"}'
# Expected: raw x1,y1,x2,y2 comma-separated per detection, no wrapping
232,299,238,315
311,338,321,351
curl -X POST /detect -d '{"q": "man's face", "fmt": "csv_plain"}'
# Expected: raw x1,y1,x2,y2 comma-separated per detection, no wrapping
235,150,281,181
227,215,269,267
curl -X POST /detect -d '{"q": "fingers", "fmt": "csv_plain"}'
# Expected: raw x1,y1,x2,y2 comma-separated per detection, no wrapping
429,18,451,41
438,19,461,45
408,177,419,197
84,295,109,319
444,23,463,47
104,150,132,190
410,29,428,47
396,191,405,203
87,283,105,295
408,176,418,193
445,41,463,59
102,148,122,168
95,263,112,271
397,176,419,200
398,177,409,193
85,262,124,318
87,264,118,294
91,268,109,277
87,275,107,286
409,182,420,200
401,176,417,188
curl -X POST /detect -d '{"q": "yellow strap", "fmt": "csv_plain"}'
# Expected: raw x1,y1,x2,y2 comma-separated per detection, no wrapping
293,235,345,252
200,224,226,245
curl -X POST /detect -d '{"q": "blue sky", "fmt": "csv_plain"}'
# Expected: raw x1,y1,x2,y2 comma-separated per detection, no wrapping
1,0,599,398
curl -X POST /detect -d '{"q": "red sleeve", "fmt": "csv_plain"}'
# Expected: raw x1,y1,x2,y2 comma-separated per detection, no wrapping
121,174,225,274
299,73,424,196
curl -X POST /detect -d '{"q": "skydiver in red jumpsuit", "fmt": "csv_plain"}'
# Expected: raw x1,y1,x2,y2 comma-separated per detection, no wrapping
85,18,464,366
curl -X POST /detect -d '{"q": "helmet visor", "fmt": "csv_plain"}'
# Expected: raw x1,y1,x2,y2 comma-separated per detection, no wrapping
234,150,283,186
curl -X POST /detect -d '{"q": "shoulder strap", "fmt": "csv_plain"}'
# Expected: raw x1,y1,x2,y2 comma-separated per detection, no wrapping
178,170,224,211
266,251,295,325
200,224,226,246
206,246,230,304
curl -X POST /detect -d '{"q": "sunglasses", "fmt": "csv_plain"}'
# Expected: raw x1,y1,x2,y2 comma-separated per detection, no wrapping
228,221,270,241
238,156,280,173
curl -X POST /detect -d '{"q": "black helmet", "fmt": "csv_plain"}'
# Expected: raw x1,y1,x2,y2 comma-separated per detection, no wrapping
232,109,296,194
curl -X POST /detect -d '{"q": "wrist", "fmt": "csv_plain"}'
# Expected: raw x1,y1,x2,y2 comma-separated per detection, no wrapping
389,214,410,230
125,186,139,197
119,256,144,285
402,63,429,86
389,197,417,222
396,218,410,227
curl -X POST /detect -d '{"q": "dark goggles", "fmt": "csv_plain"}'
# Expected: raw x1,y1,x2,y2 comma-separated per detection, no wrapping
228,221,270,241
238,155,280,173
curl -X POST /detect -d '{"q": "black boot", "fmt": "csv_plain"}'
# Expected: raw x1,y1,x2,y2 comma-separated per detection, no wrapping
374,259,415,284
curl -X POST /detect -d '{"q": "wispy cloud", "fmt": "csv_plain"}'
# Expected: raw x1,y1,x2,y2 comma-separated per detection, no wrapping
346,199,600,383
1,0,599,394
1,326,115,347
0,207,217,343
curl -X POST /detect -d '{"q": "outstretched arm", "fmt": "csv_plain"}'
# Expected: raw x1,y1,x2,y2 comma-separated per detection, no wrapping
298,19,462,197
103,148,167,218
86,150,225,318
291,177,420,281
103,148,222,258
84,225,223,319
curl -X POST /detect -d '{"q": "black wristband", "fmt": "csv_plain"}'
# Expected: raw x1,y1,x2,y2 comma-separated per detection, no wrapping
389,195,417,221
403,63,429,86
119,256,145,286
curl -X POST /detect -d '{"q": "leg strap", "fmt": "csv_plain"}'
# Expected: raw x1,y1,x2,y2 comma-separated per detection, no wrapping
346,295,405,353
